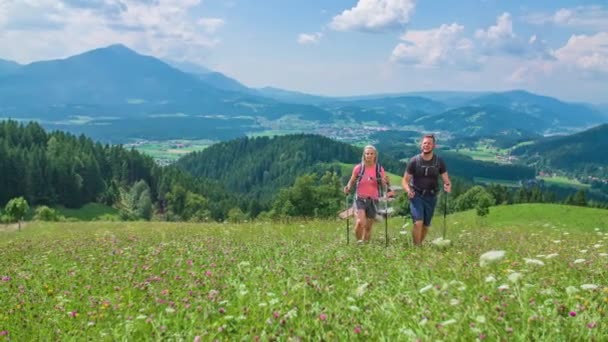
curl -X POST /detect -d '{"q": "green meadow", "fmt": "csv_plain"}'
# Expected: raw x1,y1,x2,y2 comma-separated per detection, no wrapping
1,204,607,340
132,140,214,163
538,175,591,189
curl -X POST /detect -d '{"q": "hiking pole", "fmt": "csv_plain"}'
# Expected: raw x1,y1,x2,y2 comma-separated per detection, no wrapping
345,195,350,245
385,193,389,248
442,191,448,239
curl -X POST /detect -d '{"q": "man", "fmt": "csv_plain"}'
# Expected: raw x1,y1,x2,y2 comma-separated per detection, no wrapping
401,134,451,246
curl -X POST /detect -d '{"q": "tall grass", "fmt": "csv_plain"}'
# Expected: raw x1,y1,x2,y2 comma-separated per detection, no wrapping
1,204,606,340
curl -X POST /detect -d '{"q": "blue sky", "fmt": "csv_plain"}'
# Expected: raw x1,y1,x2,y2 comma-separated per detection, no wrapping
0,0,607,103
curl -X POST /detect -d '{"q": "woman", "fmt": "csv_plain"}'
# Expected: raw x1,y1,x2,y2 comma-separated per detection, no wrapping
343,145,389,242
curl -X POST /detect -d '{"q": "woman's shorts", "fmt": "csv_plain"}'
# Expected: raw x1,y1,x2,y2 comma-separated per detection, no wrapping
355,197,378,219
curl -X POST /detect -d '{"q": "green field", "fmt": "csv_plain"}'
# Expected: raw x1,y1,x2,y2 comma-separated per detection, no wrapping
456,141,514,164
1,204,607,340
131,140,215,163
539,175,591,189
474,177,521,187
55,203,119,221
458,148,499,162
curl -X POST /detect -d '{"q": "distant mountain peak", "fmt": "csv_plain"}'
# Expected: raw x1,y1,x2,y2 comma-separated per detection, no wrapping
81,43,140,57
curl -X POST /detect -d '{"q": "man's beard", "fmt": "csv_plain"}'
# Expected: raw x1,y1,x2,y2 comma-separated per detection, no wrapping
422,149,432,155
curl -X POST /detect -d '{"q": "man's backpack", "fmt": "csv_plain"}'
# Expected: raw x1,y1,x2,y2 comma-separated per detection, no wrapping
355,162,384,198
415,154,440,177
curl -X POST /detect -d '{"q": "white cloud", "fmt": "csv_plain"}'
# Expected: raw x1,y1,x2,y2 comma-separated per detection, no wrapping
553,32,608,73
297,32,323,45
508,61,554,84
330,0,415,32
526,6,608,31
475,12,514,42
475,12,551,59
198,18,225,34
0,0,223,64
508,32,608,84
390,23,477,68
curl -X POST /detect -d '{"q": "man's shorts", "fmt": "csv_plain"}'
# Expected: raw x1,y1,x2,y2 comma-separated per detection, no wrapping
410,194,437,227
355,197,378,219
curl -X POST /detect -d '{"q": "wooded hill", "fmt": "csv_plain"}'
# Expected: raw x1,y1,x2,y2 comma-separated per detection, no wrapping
512,123,608,176
0,120,239,220
176,134,404,205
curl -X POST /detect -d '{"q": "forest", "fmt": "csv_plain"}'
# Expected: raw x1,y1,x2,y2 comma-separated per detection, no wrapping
1,120,606,225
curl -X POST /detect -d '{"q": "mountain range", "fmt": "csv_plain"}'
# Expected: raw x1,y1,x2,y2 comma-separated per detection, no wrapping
0,44,606,142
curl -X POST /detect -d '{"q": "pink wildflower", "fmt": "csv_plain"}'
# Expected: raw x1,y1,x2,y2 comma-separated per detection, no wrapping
1,276,10,281
69,311,78,318
587,322,597,329
205,270,212,277
0,330,8,336
354,325,362,334
319,313,327,321
569,311,577,317
219,307,225,314
193,336,201,342
273,311,280,319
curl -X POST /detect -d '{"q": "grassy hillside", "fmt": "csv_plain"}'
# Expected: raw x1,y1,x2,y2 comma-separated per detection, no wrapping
1,204,606,340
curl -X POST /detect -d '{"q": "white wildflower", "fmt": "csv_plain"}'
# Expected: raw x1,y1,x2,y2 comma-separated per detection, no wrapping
580,249,588,253
450,298,460,306
400,328,416,337
475,315,486,324
498,284,509,290
593,244,602,249
485,275,497,283
540,288,556,295
553,240,561,244
440,319,457,326
565,286,579,295
432,237,451,248
599,253,608,257
355,283,368,297
480,250,505,267
524,258,545,266
573,259,586,264
399,230,408,235
545,253,559,259
508,272,523,283
580,284,598,291
402,222,410,229
419,284,433,294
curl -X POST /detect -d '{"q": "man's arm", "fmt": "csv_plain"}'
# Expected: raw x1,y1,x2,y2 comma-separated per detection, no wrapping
441,171,452,193
402,172,414,199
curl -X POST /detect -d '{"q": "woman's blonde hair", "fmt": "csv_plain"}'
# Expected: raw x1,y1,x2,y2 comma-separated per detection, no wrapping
361,145,377,164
